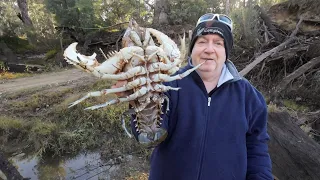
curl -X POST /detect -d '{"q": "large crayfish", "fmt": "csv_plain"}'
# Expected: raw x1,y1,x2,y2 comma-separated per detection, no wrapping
63,19,202,146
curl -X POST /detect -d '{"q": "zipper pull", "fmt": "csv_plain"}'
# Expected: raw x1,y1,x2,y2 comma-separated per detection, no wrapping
208,97,211,107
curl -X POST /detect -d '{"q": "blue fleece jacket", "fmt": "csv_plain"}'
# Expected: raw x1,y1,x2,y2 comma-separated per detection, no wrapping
133,60,273,180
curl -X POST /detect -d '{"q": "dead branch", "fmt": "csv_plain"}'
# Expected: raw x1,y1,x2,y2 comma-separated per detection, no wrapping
303,18,320,23
290,16,304,38
306,30,320,36
273,56,320,94
254,5,282,42
240,17,304,76
306,110,320,116
267,44,309,62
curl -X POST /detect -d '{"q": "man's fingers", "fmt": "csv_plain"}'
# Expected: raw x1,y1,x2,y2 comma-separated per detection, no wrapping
111,80,129,97
114,80,128,88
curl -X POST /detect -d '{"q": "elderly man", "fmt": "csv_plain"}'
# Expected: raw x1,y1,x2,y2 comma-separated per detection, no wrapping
115,13,273,180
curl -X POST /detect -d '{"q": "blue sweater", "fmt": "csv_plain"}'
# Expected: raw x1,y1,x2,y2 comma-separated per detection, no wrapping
134,61,273,180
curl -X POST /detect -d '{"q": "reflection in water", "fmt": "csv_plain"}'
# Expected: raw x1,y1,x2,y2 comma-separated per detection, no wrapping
10,152,120,180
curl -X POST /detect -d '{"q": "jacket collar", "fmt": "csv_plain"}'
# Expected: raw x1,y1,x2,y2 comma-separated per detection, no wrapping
187,58,242,87
217,63,233,87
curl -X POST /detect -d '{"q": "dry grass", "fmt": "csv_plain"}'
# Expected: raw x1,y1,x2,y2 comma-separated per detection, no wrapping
126,172,149,180
0,79,141,157
0,71,32,80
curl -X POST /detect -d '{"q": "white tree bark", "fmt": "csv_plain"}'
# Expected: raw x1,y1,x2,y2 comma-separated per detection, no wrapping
225,0,230,15
153,0,169,25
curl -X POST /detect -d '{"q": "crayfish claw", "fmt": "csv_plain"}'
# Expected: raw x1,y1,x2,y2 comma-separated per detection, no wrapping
138,128,168,147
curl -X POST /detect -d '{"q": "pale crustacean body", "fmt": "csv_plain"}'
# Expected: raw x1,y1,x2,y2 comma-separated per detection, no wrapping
63,19,203,146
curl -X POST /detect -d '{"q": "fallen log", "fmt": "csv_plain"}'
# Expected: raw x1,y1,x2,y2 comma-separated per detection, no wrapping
267,44,309,62
0,151,25,180
4,63,45,73
268,111,320,180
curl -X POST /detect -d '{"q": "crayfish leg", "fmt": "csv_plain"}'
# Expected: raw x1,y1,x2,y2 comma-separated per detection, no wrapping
85,86,148,110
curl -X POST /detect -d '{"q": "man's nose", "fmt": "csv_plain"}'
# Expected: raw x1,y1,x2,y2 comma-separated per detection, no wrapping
204,43,216,53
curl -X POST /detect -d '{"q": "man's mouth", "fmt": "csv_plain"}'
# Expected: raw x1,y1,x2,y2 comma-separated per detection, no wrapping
202,58,214,61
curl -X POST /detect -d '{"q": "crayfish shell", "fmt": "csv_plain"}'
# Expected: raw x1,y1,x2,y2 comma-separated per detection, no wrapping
63,19,202,146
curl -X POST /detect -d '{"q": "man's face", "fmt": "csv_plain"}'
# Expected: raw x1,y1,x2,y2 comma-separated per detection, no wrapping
191,34,226,75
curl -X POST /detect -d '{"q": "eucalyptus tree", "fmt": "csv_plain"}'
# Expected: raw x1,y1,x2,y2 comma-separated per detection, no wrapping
16,0,38,45
0,0,21,37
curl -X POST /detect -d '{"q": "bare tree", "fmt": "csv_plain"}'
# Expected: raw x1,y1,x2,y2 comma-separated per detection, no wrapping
152,0,169,26
17,0,33,26
17,0,37,45
225,0,230,15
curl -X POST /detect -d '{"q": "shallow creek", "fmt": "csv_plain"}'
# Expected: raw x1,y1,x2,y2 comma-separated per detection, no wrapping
3,152,123,180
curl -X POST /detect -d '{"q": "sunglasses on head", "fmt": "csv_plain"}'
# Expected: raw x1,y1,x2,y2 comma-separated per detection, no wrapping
196,13,233,31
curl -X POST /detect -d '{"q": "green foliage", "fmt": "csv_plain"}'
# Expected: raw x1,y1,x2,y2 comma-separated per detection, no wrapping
283,99,310,112
230,7,260,49
31,120,58,136
44,0,140,31
0,117,28,145
0,0,57,46
0,0,22,37
45,49,58,60
0,0,287,52
8,90,69,114
45,0,79,28
0,36,34,53
28,0,57,40
168,0,209,25
0,80,138,156
100,0,140,23
0,117,24,130
0,61,9,72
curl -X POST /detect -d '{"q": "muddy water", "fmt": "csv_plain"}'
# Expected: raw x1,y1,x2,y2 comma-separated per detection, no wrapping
9,152,121,180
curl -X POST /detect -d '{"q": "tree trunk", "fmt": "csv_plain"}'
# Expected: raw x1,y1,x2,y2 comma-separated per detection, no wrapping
268,111,320,180
17,0,37,46
152,0,169,26
247,0,251,8
0,151,25,180
225,0,230,16
0,41,17,64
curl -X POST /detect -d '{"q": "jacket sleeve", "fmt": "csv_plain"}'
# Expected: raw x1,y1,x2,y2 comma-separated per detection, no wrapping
246,99,273,180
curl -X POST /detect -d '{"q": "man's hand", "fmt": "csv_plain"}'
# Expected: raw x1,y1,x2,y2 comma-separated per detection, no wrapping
111,80,135,106
111,80,129,97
